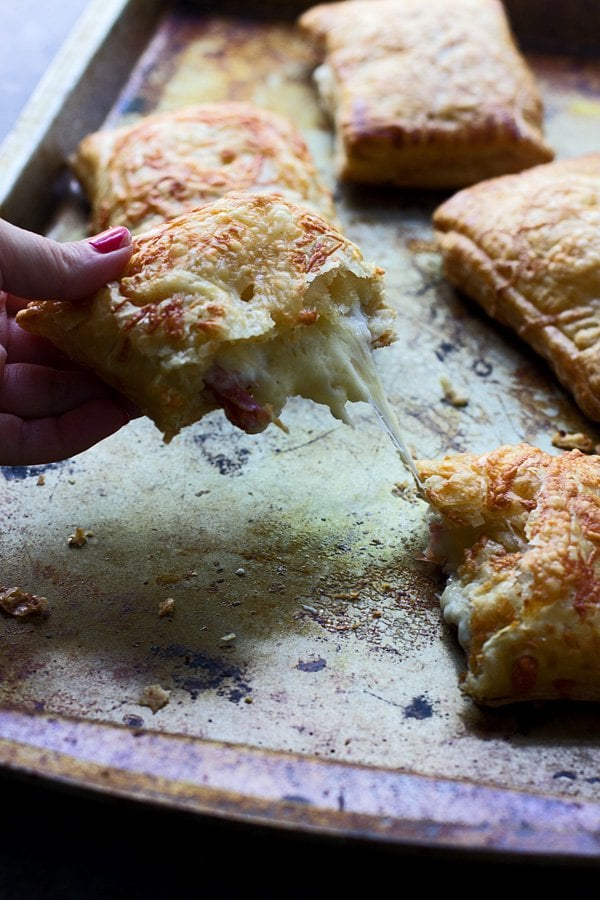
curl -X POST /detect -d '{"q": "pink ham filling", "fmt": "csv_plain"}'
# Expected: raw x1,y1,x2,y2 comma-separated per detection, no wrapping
204,365,273,433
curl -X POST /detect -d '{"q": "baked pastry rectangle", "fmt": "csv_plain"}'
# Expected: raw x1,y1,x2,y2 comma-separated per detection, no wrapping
298,0,553,188
416,443,600,705
17,193,395,443
72,102,337,234
434,153,600,423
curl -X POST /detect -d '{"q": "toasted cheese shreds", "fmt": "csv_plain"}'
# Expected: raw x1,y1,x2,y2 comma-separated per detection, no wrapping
299,0,553,188
416,443,600,705
17,193,396,448
73,102,338,233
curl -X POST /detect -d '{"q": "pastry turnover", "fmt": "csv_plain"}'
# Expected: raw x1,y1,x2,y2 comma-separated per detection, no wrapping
72,102,337,233
298,0,553,188
17,193,395,442
434,154,600,423
416,443,600,705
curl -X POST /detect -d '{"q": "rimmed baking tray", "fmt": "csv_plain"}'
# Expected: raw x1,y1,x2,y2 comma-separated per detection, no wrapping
2,0,600,860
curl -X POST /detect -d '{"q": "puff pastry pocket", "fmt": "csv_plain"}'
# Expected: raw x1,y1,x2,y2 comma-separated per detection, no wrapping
434,154,600,423
298,0,553,188
17,193,395,443
73,102,337,234
416,443,600,705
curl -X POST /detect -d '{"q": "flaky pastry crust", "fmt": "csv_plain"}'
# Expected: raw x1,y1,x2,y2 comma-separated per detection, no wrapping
298,0,553,188
416,443,600,705
73,102,337,233
434,153,600,423
17,193,395,442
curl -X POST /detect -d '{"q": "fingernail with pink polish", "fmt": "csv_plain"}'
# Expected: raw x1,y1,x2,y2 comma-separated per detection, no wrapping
89,226,132,253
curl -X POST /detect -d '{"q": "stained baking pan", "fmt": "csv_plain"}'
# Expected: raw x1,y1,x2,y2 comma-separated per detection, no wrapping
2,0,600,860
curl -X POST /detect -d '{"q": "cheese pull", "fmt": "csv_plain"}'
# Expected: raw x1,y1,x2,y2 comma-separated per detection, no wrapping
17,193,397,447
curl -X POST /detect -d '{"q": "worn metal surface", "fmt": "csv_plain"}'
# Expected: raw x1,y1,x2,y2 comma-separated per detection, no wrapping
3,0,600,857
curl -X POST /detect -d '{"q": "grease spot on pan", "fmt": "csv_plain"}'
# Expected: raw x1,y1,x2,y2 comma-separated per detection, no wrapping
192,430,251,475
296,656,327,673
152,643,252,703
403,695,433,720
553,770,578,781
1,461,68,481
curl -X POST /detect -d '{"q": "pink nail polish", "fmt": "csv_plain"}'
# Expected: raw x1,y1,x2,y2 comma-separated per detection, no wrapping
88,226,131,253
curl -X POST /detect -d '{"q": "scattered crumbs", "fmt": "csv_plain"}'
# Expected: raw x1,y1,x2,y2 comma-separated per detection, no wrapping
551,430,596,453
0,586,48,618
235,567,246,576
36,474,45,486
158,597,176,618
244,696,253,704
440,375,469,407
391,479,413,498
406,237,438,254
372,610,383,619
220,632,237,643
68,477,76,485
68,527,93,548
138,683,171,714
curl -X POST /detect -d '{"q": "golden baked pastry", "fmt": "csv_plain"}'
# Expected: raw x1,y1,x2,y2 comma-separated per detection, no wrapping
73,102,337,233
434,154,600,423
298,0,553,188
416,443,600,705
17,193,395,442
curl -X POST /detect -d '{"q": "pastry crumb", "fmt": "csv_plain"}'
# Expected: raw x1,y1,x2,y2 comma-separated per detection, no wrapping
440,375,469,407
0,586,48,618
158,597,176,617
36,474,45,486
138,683,171,713
68,527,93,548
220,632,236,643
551,430,596,453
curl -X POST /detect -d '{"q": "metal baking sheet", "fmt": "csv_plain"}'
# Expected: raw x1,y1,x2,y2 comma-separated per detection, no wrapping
2,0,600,859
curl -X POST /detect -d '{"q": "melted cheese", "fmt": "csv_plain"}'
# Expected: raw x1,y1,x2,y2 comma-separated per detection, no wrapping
214,304,422,486
342,311,424,492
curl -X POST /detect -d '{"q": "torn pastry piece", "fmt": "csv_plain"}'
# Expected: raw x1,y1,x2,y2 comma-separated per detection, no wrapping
17,192,395,442
72,102,337,233
434,154,600,423
416,443,600,705
298,0,553,188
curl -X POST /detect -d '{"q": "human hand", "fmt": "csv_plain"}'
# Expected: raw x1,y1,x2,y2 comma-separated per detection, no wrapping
0,219,136,466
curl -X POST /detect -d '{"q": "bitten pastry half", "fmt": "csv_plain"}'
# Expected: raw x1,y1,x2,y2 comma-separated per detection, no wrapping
416,443,600,705
434,153,600,423
72,102,337,234
298,0,553,188
17,193,395,443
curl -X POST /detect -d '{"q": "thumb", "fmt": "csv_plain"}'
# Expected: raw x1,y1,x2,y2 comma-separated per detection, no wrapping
0,218,132,302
